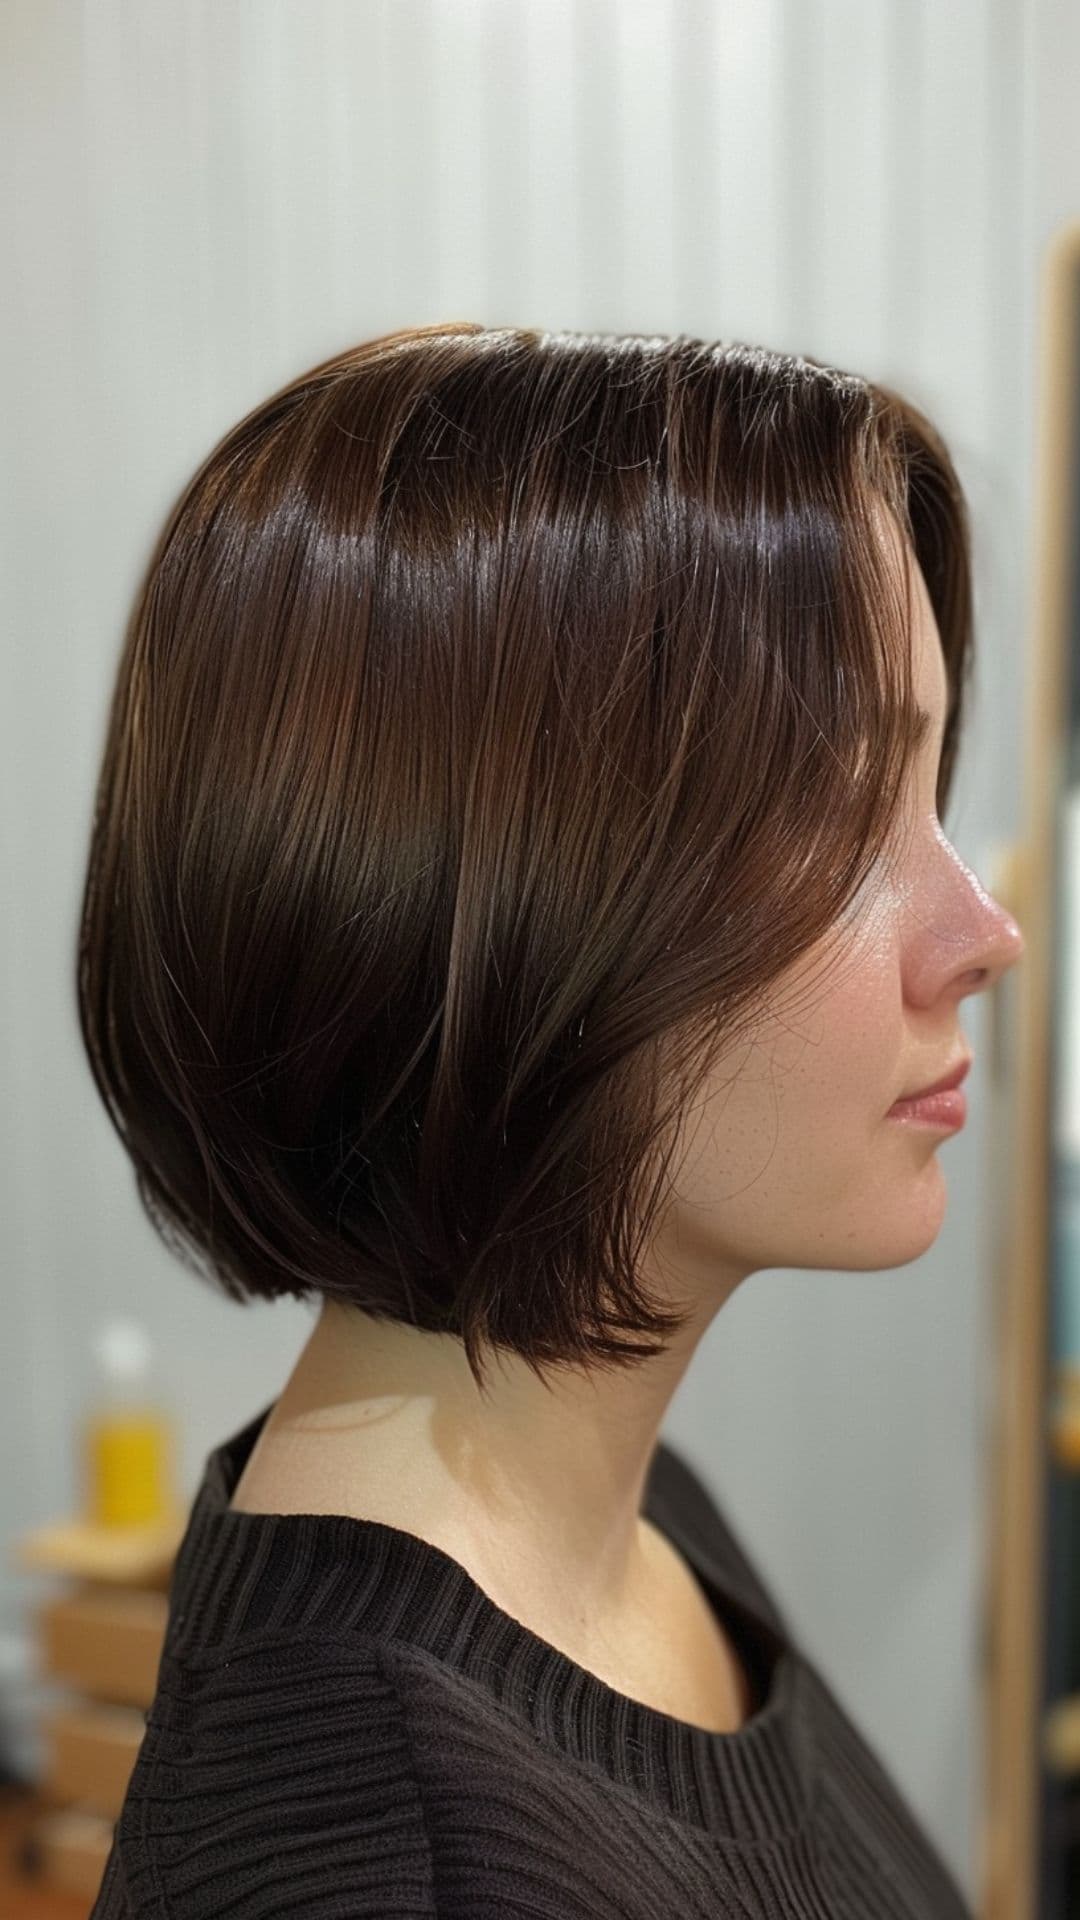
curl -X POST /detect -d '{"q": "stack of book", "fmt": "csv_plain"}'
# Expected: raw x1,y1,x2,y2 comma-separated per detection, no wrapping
8,1505,184,1902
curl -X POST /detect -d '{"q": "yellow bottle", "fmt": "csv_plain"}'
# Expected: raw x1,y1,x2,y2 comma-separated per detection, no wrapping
84,1318,176,1528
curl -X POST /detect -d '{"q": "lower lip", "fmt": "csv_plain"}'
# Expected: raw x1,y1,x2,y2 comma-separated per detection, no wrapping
886,1089,967,1130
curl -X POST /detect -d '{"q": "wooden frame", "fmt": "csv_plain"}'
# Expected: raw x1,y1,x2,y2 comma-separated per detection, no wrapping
979,219,1080,1920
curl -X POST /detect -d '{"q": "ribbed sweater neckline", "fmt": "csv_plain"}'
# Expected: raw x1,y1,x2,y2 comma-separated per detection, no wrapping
165,1399,818,1841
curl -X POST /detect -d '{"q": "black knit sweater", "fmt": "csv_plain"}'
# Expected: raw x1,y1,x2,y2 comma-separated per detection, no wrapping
89,1398,973,1916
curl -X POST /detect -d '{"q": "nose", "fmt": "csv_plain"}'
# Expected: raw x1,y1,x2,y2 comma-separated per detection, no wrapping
960,910,1025,999
901,850,1026,1009
960,914,1026,997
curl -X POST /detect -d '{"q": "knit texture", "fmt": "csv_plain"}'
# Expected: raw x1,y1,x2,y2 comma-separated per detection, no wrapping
89,1398,973,1916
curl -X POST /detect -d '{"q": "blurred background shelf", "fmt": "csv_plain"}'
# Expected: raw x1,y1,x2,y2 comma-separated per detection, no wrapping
3,1515,179,1911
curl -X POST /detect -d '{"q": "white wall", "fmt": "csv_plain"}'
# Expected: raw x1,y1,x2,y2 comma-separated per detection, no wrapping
2,0,1076,1900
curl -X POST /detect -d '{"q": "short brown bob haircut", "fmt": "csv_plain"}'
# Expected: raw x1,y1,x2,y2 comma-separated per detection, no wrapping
77,323,973,1395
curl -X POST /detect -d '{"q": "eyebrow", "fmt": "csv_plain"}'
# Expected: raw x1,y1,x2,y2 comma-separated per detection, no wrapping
913,706,942,747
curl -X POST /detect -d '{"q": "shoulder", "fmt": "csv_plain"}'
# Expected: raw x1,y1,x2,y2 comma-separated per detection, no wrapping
92,1629,677,1920
92,1635,439,1918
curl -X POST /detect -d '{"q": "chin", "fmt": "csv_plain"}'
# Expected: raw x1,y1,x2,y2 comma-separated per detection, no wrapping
857,1168,949,1268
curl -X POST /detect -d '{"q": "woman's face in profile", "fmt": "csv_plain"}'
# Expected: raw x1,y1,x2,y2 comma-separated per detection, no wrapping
653,536,1026,1292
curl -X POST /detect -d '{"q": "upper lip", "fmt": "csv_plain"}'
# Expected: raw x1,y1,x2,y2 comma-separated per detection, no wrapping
896,1056,972,1102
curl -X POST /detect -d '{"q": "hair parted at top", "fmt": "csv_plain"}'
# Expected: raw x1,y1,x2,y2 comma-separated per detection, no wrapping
76,322,973,1394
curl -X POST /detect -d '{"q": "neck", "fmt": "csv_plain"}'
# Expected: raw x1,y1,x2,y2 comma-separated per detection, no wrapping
249,1276,735,1633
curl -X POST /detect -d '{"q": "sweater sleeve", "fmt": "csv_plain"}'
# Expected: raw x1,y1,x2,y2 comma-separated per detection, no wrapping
88,1638,439,1918
88,1828,134,1918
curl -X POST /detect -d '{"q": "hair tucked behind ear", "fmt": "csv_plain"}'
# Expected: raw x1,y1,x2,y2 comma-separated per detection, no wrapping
76,322,973,1395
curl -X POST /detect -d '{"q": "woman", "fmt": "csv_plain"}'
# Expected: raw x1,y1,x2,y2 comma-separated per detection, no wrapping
81,323,1022,1916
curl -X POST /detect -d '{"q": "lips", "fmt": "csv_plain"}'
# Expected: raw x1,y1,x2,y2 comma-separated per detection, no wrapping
897,1056,972,1103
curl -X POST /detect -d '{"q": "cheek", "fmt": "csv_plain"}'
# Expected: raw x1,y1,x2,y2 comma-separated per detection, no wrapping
673,939,904,1204
815,955,903,1105
653,921,939,1280
767,907,905,1117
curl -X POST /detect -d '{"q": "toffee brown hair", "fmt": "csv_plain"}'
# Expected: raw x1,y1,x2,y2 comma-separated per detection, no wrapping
76,324,972,1393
